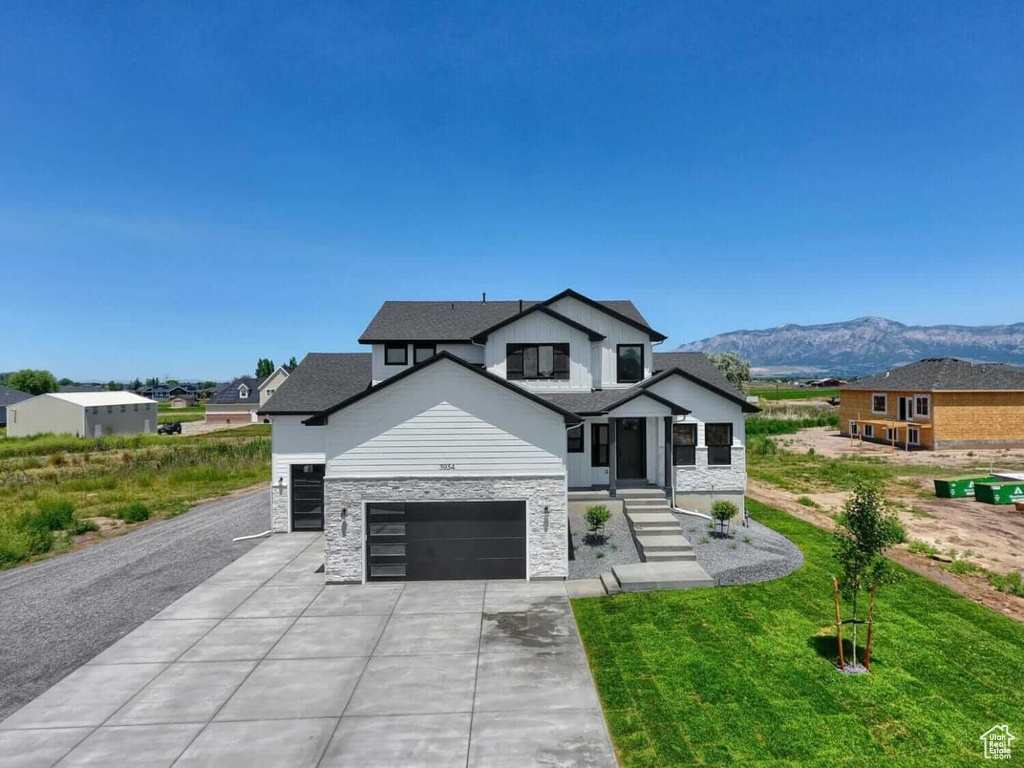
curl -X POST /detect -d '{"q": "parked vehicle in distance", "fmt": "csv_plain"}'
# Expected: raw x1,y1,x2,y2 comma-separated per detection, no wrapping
157,421,181,435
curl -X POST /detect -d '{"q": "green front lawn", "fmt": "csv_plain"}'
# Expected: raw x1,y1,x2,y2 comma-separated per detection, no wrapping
572,500,1024,766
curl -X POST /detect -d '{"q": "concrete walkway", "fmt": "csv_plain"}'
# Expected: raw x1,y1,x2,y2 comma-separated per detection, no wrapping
0,533,617,767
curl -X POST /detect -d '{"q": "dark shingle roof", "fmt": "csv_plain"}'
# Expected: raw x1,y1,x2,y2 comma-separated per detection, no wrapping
259,353,372,414
358,296,657,343
538,387,688,416
211,377,264,404
302,352,581,425
0,384,31,407
843,358,1024,392
652,352,756,411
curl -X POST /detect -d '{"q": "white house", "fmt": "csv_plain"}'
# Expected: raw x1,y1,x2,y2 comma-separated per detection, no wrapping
259,289,757,584
6,391,159,438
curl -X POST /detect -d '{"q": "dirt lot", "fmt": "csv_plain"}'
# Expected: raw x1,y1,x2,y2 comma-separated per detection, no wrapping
785,426,1024,468
750,427,1024,621
748,480,1024,623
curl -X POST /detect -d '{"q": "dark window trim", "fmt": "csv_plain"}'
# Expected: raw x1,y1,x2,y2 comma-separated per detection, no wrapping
384,342,408,366
591,423,609,467
413,343,437,365
506,343,571,381
567,424,584,453
705,422,733,466
616,343,644,384
672,422,697,466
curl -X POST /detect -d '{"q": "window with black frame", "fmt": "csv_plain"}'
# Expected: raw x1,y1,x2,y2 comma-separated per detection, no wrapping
567,424,584,453
384,343,408,365
413,343,436,364
506,343,570,380
616,344,643,383
591,423,609,466
705,423,733,465
672,423,697,465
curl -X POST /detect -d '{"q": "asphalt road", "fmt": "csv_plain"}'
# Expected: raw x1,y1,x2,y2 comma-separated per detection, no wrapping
0,489,270,721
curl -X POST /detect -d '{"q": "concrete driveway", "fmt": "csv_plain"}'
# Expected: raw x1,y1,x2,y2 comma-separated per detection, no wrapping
0,533,617,767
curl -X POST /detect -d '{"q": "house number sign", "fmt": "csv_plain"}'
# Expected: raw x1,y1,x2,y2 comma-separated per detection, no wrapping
439,463,456,471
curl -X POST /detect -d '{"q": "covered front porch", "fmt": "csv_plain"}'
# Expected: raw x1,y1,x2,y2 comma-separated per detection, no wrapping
567,413,679,497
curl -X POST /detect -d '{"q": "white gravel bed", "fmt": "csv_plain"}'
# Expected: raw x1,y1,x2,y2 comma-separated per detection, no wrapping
568,508,641,580
676,513,804,586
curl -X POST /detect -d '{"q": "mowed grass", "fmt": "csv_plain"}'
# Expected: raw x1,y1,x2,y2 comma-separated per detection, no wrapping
572,500,1024,766
0,427,270,568
746,386,840,401
158,405,205,424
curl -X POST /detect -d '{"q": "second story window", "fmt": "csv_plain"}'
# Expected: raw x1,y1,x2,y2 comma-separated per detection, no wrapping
413,343,436,364
506,344,570,381
239,386,249,400
385,343,408,366
617,344,644,383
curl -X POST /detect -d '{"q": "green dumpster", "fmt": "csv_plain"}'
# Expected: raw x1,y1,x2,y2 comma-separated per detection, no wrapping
933,476,1001,499
974,481,1024,505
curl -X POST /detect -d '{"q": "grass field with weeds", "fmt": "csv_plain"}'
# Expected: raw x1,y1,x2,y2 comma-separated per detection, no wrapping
0,425,270,568
572,499,1024,766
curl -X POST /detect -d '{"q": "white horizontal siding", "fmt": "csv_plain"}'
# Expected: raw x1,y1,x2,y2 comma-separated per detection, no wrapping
326,358,566,477
484,312,592,392
371,342,484,383
647,375,746,446
547,296,652,388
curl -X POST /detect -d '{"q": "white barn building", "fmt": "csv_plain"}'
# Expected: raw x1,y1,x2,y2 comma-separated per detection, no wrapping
6,392,159,438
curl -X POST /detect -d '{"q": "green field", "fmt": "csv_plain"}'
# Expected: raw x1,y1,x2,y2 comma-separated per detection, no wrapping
572,500,1024,766
0,424,270,569
158,404,206,424
746,385,840,401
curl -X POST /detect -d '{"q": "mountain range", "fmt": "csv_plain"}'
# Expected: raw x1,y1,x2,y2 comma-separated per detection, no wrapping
677,317,1024,377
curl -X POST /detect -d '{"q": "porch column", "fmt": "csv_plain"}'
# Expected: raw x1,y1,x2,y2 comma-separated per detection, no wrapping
608,418,617,497
664,416,673,500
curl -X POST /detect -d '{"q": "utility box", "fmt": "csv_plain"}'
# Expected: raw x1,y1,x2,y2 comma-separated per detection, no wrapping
934,476,1000,499
974,481,1024,505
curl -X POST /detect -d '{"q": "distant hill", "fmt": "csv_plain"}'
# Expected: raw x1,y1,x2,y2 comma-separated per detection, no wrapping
678,317,1024,377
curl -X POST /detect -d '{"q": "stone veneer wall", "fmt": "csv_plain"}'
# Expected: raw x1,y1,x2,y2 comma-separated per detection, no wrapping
270,483,289,533
674,445,746,513
323,474,568,583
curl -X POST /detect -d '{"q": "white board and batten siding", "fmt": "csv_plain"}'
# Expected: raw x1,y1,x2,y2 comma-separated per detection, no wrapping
483,312,593,392
647,375,746,444
371,343,484,384
271,416,326,485
547,295,651,389
325,359,567,478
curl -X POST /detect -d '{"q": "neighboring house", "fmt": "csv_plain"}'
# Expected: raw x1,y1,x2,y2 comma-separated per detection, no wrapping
840,357,1024,450
138,383,196,401
206,377,265,424
169,395,196,408
259,365,294,407
6,392,158,438
0,384,31,428
259,289,757,584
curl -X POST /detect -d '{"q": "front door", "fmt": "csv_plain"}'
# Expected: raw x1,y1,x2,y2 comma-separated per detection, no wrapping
290,464,325,531
616,418,647,480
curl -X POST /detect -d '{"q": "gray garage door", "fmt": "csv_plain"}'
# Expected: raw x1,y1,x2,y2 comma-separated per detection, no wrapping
366,501,526,581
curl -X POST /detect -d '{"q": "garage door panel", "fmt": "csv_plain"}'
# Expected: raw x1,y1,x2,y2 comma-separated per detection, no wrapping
367,501,526,581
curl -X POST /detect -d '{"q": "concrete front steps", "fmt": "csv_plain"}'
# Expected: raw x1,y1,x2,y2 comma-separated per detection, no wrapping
595,488,714,594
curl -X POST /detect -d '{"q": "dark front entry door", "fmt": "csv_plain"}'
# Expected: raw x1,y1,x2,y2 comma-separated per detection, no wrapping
290,464,325,531
616,418,647,480
366,501,526,581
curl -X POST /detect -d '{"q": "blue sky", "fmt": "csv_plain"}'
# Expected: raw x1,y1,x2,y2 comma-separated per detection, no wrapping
2,2,1022,381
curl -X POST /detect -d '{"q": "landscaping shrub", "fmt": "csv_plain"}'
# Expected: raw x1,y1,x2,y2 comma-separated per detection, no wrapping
585,504,611,533
119,503,150,523
710,500,738,535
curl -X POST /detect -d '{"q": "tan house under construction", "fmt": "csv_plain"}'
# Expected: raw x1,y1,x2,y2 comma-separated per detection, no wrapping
840,357,1024,450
